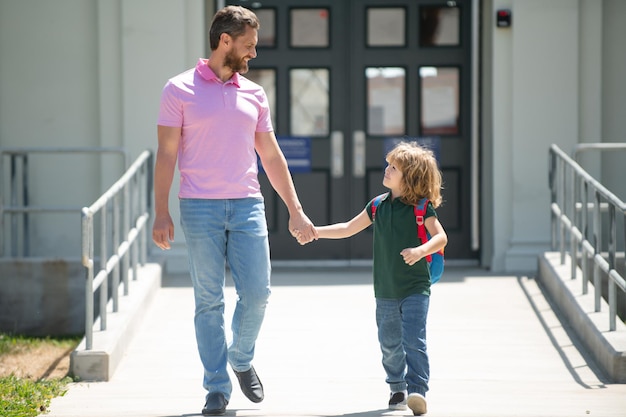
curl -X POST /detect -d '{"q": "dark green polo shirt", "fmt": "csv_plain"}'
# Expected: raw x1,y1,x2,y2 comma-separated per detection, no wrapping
366,193,437,299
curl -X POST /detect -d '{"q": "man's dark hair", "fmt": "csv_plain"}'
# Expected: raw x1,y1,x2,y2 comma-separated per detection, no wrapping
209,6,260,51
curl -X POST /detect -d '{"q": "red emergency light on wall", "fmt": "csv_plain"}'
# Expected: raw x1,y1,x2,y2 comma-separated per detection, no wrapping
496,9,512,28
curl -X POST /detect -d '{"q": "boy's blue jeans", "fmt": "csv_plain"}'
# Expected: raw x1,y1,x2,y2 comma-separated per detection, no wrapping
180,198,271,401
376,293,430,396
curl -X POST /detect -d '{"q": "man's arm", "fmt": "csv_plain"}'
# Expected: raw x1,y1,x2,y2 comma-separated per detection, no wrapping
255,131,318,244
152,125,181,250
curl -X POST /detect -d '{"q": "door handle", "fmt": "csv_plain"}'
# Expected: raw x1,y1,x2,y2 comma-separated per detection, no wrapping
331,131,343,178
353,130,366,178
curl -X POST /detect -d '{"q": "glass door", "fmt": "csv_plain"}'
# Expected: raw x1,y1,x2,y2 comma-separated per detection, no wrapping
348,0,475,260
222,0,477,260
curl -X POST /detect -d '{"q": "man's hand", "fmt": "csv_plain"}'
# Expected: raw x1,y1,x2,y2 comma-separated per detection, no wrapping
289,211,318,245
152,213,175,250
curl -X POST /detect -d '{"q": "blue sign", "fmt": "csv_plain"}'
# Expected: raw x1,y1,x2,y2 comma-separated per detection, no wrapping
258,136,311,173
384,136,441,166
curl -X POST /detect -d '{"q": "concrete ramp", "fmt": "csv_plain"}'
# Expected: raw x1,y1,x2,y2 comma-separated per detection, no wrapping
70,263,161,381
538,252,626,383
47,267,626,417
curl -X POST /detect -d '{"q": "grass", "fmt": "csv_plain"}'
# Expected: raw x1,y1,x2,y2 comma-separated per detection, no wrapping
0,333,78,355
0,333,80,417
0,374,71,416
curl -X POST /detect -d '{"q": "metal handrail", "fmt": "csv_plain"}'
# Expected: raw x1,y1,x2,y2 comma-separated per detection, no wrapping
549,143,626,331
573,142,626,162
81,150,153,350
0,147,128,257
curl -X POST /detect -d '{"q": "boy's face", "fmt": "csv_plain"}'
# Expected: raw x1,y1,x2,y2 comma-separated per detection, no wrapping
383,159,403,192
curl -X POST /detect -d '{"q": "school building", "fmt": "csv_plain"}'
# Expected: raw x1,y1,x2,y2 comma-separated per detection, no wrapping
1,0,624,274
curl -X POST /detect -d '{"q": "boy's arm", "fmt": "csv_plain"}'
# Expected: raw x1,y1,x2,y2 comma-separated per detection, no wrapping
423,216,448,253
400,216,448,265
315,209,372,239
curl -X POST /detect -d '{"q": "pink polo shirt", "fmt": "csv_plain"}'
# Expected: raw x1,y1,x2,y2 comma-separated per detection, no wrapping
157,58,273,199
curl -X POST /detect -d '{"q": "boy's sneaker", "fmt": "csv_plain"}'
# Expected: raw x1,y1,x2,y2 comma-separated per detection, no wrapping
407,393,427,415
388,391,407,410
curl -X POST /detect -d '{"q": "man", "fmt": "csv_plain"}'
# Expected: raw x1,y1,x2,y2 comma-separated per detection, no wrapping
152,6,317,416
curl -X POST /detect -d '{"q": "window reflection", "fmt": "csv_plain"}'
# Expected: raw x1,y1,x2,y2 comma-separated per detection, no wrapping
290,8,329,48
256,9,276,47
420,67,459,135
420,6,460,46
367,7,405,47
366,67,405,135
246,69,277,129
290,68,329,136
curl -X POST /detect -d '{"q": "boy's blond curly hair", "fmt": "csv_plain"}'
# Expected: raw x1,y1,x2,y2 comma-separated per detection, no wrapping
386,141,443,208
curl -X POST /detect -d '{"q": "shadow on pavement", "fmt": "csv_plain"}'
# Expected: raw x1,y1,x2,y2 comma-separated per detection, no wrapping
163,265,499,288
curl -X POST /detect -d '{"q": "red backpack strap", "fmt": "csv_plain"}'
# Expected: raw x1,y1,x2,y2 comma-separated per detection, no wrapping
371,192,388,221
415,198,432,262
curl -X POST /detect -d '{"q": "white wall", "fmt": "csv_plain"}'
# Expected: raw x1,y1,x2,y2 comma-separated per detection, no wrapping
601,0,626,201
2,0,623,272
576,0,603,178
114,0,205,269
486,0,626,272
575,0,626,197
0,1,101,257
489,0,586,271
0,0,204,259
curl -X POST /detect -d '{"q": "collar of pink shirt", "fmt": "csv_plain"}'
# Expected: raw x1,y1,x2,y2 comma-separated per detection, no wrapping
195,58,241,87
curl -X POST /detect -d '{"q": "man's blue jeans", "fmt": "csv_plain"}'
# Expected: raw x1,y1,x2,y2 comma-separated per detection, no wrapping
180,198,271,401
376,294,430,396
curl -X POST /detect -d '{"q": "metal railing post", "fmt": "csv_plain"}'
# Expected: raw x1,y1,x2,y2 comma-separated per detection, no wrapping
10,155,18,257
122,182,130,291
581,180,589,294
609,204,617,331
22,154,29,256
0,153,4,257
99,202,107,330
1,147,152,350
549,148,557,250
559,159,566,263
113,193,121,311
549,143,626,332
570,164,579,280
78,150,152,349
82,208,94,350
593,190,603,313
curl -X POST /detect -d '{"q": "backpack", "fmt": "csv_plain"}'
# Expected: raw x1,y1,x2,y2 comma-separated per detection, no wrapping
371,193,445,284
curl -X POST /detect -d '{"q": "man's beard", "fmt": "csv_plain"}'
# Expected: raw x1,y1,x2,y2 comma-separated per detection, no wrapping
224,50,249,74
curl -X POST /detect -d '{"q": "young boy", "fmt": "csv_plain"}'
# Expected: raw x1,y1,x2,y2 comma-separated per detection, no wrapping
308,141,447,415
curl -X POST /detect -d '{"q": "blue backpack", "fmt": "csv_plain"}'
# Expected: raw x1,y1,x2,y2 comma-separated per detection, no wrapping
371,193,445,284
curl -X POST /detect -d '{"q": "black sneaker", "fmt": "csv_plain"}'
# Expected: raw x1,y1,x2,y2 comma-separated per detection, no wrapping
234,365,264,403
388,391,407,410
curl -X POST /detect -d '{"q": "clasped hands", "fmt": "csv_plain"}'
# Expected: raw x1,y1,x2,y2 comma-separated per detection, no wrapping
289,214,318,246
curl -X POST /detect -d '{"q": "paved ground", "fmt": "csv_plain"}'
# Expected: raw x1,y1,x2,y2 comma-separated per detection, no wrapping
47,267,626,417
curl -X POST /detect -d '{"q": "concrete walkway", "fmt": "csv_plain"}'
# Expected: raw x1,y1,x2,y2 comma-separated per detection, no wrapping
47,267,626,417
